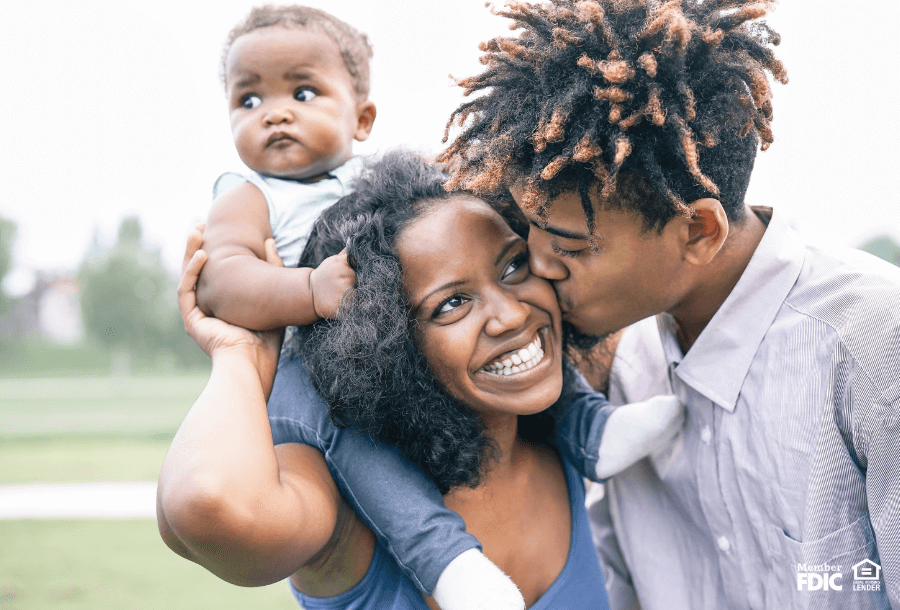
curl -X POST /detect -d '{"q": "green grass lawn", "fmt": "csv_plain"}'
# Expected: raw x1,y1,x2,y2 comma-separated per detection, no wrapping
0,520,298,610
0,376,208,440
0,374,304,608
0,439,172,484
0,375,208,483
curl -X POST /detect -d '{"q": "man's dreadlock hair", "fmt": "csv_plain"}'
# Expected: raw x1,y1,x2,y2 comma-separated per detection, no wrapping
222,5,373,97
439,0,788,233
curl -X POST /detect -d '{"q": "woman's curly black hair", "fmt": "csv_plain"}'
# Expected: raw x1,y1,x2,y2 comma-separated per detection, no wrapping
290,150,570,494
438,0,788,234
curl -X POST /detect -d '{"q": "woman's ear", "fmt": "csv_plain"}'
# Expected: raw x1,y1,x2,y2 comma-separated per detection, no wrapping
683,198,729,266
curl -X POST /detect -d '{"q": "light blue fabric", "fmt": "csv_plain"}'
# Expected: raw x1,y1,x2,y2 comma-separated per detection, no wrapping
289,458,611,610
212,156,364,268
591,207,900,610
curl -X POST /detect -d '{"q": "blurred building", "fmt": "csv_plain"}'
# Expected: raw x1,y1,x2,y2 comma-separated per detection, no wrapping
0,274,84,344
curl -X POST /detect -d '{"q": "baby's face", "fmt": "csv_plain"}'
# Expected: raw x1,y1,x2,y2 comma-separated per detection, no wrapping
225,26,374,181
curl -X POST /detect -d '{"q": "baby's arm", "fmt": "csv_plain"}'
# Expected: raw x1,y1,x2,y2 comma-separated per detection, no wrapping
556,365,683,482
196,183,352,329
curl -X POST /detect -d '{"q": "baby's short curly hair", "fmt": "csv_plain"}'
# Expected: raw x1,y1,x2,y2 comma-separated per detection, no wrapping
221,4,373,97
439,0,788,233
291,150,567,493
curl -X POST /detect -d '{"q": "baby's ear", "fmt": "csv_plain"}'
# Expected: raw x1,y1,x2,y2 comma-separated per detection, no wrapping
355,101,377,142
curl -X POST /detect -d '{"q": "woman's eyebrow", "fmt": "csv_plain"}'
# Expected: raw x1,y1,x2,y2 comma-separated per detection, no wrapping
413,280,466,316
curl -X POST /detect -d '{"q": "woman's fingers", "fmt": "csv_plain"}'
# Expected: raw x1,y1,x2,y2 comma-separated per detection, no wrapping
177,249,208,330
263,238,284,268
182,223,206,274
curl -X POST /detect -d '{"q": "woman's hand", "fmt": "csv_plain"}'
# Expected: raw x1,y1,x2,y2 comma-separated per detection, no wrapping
178,225,283,375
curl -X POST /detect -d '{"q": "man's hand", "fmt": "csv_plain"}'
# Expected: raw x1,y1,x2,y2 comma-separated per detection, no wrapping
309,249,356,319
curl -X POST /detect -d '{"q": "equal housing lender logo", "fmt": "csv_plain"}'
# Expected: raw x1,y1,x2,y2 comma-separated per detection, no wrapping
796,559,882,592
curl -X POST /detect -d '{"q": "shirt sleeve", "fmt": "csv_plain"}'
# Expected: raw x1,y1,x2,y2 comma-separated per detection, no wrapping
863,394,900,607
586,484,642,610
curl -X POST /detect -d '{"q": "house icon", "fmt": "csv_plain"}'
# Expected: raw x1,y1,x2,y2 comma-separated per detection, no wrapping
852,559,881,581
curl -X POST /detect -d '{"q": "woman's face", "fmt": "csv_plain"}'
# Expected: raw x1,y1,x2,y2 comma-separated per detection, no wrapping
396,195,564,419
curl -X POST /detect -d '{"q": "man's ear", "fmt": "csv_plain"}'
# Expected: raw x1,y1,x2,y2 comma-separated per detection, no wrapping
354,101,377,142
683,198,728,266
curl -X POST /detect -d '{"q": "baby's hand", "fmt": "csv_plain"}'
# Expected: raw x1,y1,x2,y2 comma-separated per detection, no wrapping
309,249,356,319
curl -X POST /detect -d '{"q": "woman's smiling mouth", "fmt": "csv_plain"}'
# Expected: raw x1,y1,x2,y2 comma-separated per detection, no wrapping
480,330,547,376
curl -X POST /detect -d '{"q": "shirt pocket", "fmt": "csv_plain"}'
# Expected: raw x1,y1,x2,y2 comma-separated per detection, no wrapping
766,513,876,566
763,514,884,609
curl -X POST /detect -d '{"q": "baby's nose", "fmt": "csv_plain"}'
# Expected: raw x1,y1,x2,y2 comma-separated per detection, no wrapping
263,106,293,125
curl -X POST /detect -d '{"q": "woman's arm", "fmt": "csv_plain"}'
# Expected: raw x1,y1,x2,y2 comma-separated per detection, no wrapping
157,230,368,586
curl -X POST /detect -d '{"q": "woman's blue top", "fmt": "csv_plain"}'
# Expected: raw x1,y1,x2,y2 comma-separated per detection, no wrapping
290,458,610,609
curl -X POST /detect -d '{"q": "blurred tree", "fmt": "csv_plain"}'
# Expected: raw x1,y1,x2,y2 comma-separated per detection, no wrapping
79,216,206,373
0,215,15,310
859,235,900,267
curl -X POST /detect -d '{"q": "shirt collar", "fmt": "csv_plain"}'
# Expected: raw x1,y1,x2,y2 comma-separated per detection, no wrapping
326,155,364,188
656,207,806,411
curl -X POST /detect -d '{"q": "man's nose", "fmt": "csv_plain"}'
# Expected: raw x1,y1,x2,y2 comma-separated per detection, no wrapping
527,232,569,281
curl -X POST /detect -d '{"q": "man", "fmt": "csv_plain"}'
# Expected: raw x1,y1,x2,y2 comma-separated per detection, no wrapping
439,0,900,608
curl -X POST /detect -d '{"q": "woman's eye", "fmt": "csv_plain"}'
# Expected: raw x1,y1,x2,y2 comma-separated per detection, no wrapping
295,87,317,102
501,253,530,280
435,296,466,317
551,242,582,259
241,94,262,109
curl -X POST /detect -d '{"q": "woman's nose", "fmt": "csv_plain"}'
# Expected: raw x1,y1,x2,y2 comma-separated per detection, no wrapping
527,231,569,281
484,288,530,337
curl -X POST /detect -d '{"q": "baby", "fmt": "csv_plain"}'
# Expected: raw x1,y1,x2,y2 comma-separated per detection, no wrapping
193,6,683,610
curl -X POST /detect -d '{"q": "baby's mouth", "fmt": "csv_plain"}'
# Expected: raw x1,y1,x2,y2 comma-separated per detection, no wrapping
266,132,297,146
481,332,545,376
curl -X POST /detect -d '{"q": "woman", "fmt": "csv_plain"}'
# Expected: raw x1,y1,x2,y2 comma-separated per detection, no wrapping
158,152,670,608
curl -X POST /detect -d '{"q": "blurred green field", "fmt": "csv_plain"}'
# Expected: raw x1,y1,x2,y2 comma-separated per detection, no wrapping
0,520,297,610
0,373,303,609
0,375,207,483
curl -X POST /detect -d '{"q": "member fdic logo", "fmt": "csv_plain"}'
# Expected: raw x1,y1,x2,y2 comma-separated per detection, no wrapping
796,564,842,591
795,559,883,592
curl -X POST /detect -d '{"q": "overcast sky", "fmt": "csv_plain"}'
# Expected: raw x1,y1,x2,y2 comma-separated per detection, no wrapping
1,0,898,294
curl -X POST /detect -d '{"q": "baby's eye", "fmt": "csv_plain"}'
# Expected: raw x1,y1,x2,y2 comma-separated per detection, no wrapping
294,87,317,102
501,253,530,281
435,295,467,317
241,94,262,109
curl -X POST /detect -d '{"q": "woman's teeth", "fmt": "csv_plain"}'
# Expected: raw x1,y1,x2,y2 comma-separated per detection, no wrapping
483,335,544,376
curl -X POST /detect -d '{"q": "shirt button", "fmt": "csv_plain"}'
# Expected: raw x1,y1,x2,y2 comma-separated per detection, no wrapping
717,536,731,552
701,426,712,443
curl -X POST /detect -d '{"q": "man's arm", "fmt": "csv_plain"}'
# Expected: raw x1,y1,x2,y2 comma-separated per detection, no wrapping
195,182,320,330
865,397,900,608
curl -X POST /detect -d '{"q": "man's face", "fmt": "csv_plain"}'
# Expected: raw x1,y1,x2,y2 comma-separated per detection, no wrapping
512,186,689,338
